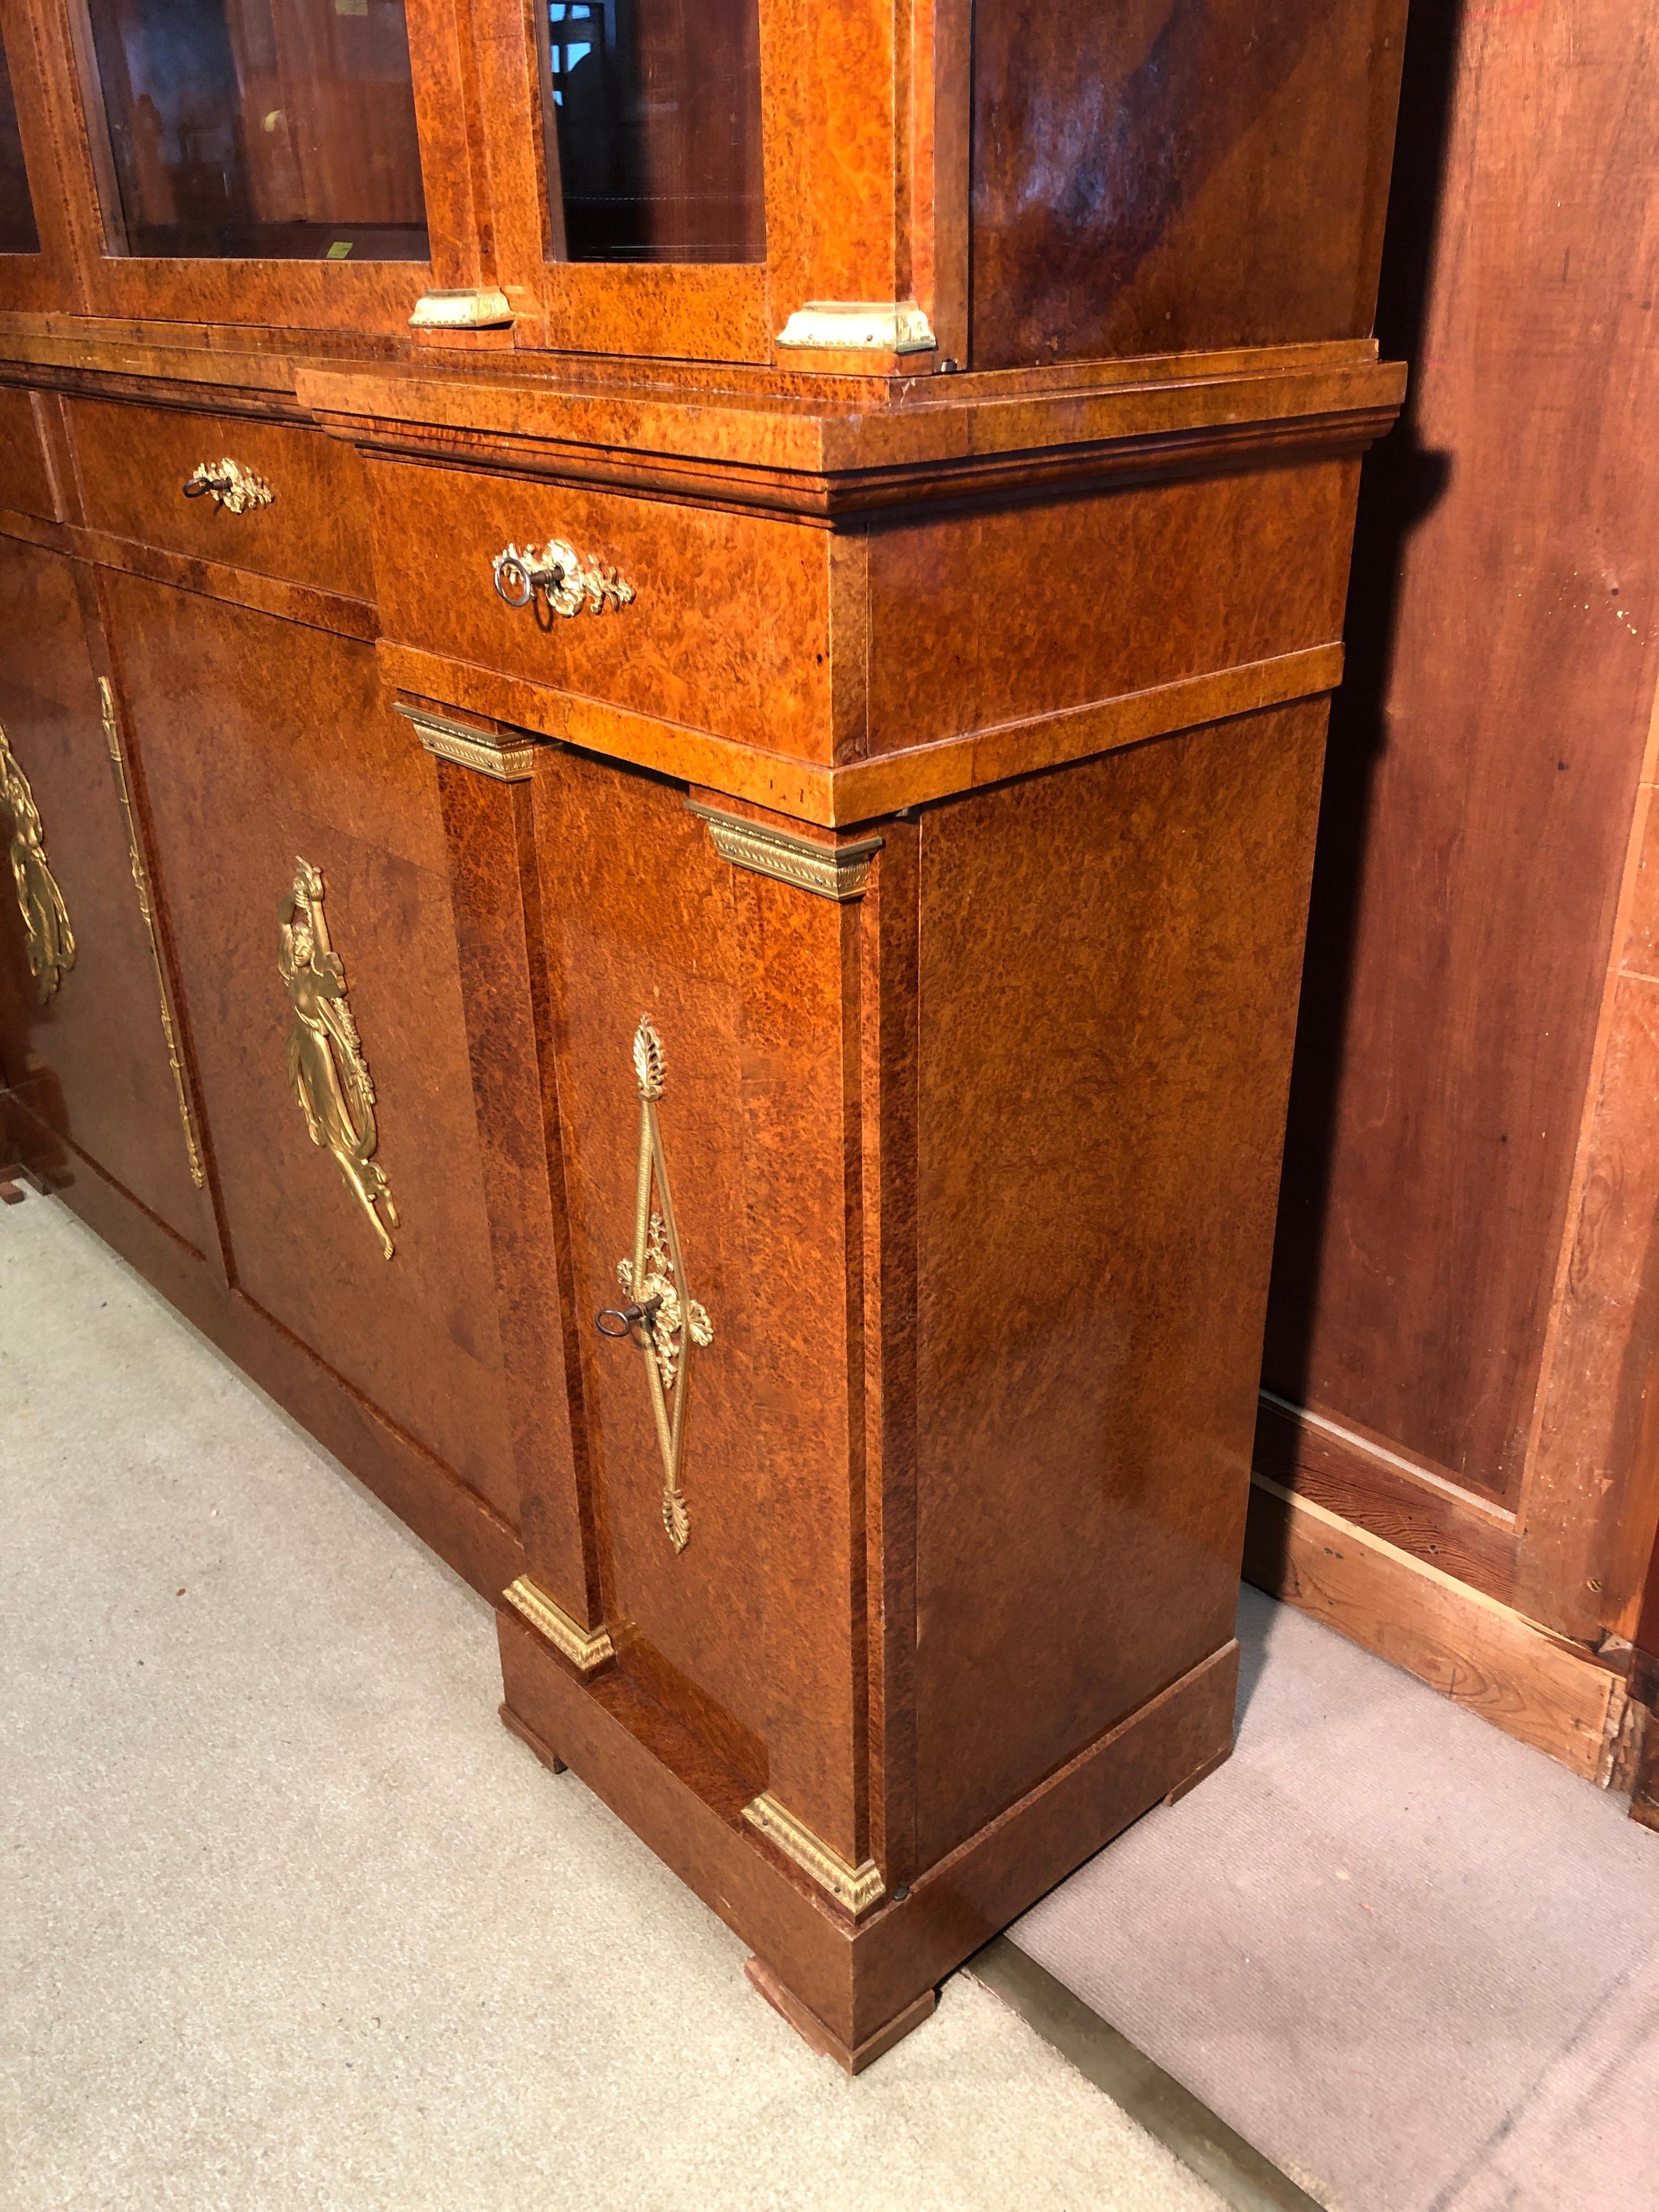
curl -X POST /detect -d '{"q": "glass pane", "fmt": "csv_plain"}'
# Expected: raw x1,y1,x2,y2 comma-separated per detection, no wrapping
539,0,764,264
0,33,40,253
81,0,427,259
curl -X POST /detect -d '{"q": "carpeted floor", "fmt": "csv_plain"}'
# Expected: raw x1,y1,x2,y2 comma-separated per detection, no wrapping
0,1187,1220,2212
1012,1585,1659,2212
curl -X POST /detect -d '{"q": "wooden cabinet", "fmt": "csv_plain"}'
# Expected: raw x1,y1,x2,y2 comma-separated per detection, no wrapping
0,0,1414,2063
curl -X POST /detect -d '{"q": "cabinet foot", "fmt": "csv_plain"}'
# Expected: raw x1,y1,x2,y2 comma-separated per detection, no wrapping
744,1956,935,2075
499,1699,567,1775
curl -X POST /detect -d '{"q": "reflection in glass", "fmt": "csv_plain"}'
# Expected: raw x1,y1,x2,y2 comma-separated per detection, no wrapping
81,0,428,259
539,0,764,263
0,34,40,252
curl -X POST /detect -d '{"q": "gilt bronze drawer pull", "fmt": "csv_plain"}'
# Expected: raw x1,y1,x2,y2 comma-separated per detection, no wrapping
183,459,274,514
492,538,634,618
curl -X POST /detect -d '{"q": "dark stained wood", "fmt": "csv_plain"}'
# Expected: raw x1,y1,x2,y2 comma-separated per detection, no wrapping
0,386,58,517
1251,1391,1520,1606
970,0,1406,370
0,14,38,253
1260,0,1659,1702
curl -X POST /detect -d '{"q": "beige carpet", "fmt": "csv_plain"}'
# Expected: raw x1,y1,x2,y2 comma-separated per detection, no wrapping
1012,1585,1659,2212
0,1186,1220,2212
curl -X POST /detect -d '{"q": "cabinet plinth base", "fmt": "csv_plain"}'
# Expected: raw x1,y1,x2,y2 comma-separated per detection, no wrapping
497,1602,1237,2058
744,1955,935,2074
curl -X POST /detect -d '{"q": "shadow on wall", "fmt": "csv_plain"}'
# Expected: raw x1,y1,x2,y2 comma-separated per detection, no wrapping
1248,0,1465,1587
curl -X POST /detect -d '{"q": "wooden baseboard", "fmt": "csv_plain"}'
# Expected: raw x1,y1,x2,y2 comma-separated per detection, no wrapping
1244,1474,1627,1784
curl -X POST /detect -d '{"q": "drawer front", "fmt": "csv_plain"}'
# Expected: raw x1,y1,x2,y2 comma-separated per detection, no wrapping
68,399,374,601
368,459,831,759
0,388,58,521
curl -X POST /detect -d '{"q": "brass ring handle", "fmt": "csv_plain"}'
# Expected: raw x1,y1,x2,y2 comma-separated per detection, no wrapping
596,1296,661,1341
492,538,635,619
183,459,274,514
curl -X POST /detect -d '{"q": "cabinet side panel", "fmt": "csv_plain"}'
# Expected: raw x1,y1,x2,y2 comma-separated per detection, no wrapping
970,0,1405,370
912,703,1326,1866
866,463,1354,755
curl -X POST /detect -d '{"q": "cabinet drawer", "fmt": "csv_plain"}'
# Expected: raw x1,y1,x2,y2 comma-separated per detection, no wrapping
67,399,374,602
0,387,58,521
368,458,831,759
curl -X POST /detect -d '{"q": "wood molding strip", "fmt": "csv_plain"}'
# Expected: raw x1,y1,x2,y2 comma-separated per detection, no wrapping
1244,1475,1623,1783
377,642,1344,827
1254,1391,1520,1605
0,505,376,640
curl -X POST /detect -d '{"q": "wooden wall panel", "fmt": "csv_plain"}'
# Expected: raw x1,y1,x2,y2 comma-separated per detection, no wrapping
1265,0,1659,1561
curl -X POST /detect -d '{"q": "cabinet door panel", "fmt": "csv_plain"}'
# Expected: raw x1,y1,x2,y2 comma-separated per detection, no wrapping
105,573,518,1521
534,751,864,1861
0,538,211,1247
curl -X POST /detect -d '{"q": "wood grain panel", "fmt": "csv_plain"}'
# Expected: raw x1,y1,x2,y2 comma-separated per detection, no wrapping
1265,0,1659,1513
531,752,867,1858
103,573,518,1522
970,0,1405,370
431,752,596,1623
0,538,212,1249
865,461,1355,753
1252,1391,1519,1605
912,701,1327,1863
0,387,58,518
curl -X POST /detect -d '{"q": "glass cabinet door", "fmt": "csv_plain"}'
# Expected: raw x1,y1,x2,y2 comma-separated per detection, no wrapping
0,30,39,252
537,0,763,263
76,0,427,259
